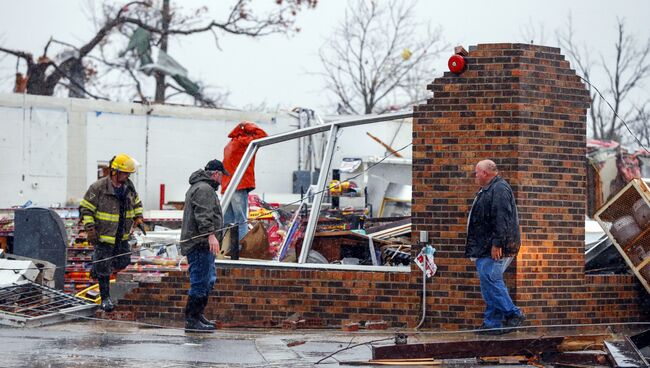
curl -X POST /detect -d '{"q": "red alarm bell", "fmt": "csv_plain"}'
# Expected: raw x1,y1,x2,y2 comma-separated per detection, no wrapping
448,54,466,74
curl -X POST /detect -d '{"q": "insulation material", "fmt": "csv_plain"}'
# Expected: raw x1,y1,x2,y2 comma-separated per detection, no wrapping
0,259,39,286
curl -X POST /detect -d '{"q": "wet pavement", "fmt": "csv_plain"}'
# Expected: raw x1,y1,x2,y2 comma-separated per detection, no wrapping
0,321,393,367
0,319,647,367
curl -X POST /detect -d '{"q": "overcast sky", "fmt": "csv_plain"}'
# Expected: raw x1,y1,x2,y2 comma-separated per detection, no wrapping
0,0,649,114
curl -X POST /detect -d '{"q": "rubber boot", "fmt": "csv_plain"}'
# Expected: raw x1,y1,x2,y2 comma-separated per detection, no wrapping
98,277,114,312
185,296,215,333
198,296,217,328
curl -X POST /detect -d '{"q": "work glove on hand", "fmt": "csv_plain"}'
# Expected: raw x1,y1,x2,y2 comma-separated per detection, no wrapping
131,217,148,234
133,217,145,228
86,227,99,245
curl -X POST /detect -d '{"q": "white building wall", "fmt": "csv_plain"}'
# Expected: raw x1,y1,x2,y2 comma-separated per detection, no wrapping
0,105,68,208
0,93,412,210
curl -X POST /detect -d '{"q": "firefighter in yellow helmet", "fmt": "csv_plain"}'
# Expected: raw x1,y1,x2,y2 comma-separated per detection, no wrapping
79,154,144,312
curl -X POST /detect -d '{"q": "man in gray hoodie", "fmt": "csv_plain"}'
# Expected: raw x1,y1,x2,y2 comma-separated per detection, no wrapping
180,159,230,333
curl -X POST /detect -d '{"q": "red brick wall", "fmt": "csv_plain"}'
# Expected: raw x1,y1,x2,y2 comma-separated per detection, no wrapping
115,43,647,329
118,266,418,327
412,43,646,329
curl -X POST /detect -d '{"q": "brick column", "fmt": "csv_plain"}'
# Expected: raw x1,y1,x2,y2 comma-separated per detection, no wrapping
413,43,645,329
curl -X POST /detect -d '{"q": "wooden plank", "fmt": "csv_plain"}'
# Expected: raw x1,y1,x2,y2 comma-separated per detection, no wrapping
558,334,611,352
366,218,411,234
372,226,411,240
623,226,650,253
635,255,650,271
372,336,564,360
544,351,610,366
340,358,441,366
477,355,528,364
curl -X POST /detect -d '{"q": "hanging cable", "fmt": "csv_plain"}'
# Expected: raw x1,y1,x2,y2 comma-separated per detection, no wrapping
578,75,650,153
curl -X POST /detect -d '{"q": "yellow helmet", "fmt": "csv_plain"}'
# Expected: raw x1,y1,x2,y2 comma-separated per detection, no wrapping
110,153,137,173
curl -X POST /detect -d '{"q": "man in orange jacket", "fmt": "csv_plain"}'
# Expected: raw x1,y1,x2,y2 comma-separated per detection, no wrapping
222,121,268,242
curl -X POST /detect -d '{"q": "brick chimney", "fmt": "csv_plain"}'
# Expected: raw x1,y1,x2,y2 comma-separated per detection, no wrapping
412,43,646,329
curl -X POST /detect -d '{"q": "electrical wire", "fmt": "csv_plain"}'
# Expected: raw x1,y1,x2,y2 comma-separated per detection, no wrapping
579,75,650,153
314,337,393,364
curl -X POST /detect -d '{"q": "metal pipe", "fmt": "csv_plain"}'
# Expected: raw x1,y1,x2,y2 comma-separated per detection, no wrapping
298,125,340,264
253,112,411,147
221,111,413,260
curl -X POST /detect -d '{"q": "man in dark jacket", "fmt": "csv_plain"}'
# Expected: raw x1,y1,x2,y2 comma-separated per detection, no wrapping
466,160,525,334
180,159,230,333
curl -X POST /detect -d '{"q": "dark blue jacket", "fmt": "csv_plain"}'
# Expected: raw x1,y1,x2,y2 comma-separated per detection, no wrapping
465,176,521,258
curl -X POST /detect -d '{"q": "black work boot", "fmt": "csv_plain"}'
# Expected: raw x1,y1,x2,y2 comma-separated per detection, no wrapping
185,296,215,333
198,296,217,328
98,277,115,312
475,324,508,336
504,313,526,328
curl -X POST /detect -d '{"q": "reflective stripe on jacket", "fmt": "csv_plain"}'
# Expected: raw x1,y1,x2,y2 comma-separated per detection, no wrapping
79,176,143,245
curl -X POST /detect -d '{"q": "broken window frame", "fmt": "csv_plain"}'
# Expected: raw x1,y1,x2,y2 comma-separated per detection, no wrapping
220,111,413,269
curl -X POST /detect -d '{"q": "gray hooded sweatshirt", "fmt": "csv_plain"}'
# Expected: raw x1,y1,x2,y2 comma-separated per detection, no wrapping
180,169,223,256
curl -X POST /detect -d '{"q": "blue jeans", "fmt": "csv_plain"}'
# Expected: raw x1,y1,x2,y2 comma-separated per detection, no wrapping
187,247,216,298
224,189,249,242
476,257,521,328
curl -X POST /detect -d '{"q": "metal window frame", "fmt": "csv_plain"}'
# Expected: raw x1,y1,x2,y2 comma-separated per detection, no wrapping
0,280,97,327
221,111,413,264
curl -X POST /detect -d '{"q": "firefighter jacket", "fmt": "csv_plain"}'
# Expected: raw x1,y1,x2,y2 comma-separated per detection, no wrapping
181,169,224,256
79,176,143,245
221,121,268,193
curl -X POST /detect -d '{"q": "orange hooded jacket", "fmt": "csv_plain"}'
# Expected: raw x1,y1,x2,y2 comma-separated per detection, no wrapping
221,121,268,193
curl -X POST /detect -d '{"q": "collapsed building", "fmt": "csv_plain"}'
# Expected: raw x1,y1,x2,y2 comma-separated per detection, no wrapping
116,43,648,329
0,44,648,339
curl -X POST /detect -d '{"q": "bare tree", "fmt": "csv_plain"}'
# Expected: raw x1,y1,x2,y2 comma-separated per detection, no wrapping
557,16,650,143
0,0,316,107
319,0,446,115
631,105,650,149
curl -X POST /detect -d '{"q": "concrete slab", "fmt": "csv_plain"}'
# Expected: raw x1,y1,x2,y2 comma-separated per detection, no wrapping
0,320,647,367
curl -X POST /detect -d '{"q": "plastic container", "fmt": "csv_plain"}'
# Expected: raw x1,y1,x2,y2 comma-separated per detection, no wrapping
610,215,641,247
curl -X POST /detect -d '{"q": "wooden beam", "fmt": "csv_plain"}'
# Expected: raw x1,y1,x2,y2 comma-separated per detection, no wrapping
372,336,565,360
558,334,611,352
340,358,440,366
